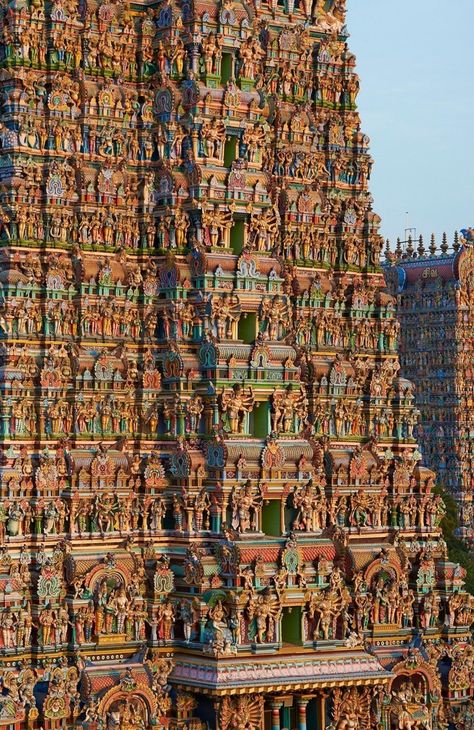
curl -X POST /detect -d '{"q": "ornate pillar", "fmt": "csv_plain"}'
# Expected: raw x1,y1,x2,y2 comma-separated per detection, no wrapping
296,696,310,730
210,502,221,533
270,700,283,730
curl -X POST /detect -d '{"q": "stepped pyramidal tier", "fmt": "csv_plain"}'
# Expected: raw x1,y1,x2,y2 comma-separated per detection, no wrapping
384,232,474,549
0,0,471,729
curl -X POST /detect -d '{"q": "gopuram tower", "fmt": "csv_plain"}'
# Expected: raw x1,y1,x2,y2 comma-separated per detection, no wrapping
0,0,472,729
385,233,474,545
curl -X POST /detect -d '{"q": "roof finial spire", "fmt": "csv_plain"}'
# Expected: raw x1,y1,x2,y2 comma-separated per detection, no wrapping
395,237,402,258
417,235,425,258
453,230,460,252
441,232,448,255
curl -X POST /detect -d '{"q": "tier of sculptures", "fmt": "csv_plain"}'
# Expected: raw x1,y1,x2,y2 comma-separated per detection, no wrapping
0,536,470,728
0,537,471,651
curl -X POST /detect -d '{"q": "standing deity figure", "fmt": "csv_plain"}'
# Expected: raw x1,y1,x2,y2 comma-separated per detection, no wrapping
271,386,308,434
149,498,165,531
201,204,235,248
172,494,186,531
157,599,175,641
259,296,290,341
248,206,280,253
0,608,15,648
186,394,204,433
292,480,326,531
211,292,241,340
230,480,263,533
220,384,255,434
242,123,267,164
193,489,211,531
39,605,55,646
179,602,195,643
246,590,281,644
173,208,190,248
201,32,222,76
201,118,226,159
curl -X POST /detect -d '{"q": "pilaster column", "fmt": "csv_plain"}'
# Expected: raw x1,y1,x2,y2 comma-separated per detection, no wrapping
316,693,328,730
270,700,283,730
296,697,310,730
280,497,286,535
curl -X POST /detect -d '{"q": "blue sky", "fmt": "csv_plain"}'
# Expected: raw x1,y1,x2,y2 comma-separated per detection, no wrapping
347,0,474,247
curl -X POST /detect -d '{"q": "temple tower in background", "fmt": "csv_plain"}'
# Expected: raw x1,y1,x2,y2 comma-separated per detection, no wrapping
385,232,474,544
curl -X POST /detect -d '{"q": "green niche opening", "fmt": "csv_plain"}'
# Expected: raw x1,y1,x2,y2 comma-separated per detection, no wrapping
251,399,270,438
281,606,302,644
221,53,233,84
284,503,298,533
262,499,281,536
230,219,244,254
238,311,257,343
224,136,238,167
163,506,175,530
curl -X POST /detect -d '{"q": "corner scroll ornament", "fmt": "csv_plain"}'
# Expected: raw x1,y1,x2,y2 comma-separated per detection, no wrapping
261,438,285,471
169,437,191,478
199,336,218,368
460,227,474,245
154,555,174,595
36,549,63,600
205,433,228,468
144,452,167,491
278,533,306,589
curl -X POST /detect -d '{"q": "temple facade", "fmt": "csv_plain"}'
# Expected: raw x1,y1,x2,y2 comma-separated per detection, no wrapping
0,1,472,729
385,233,474,545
